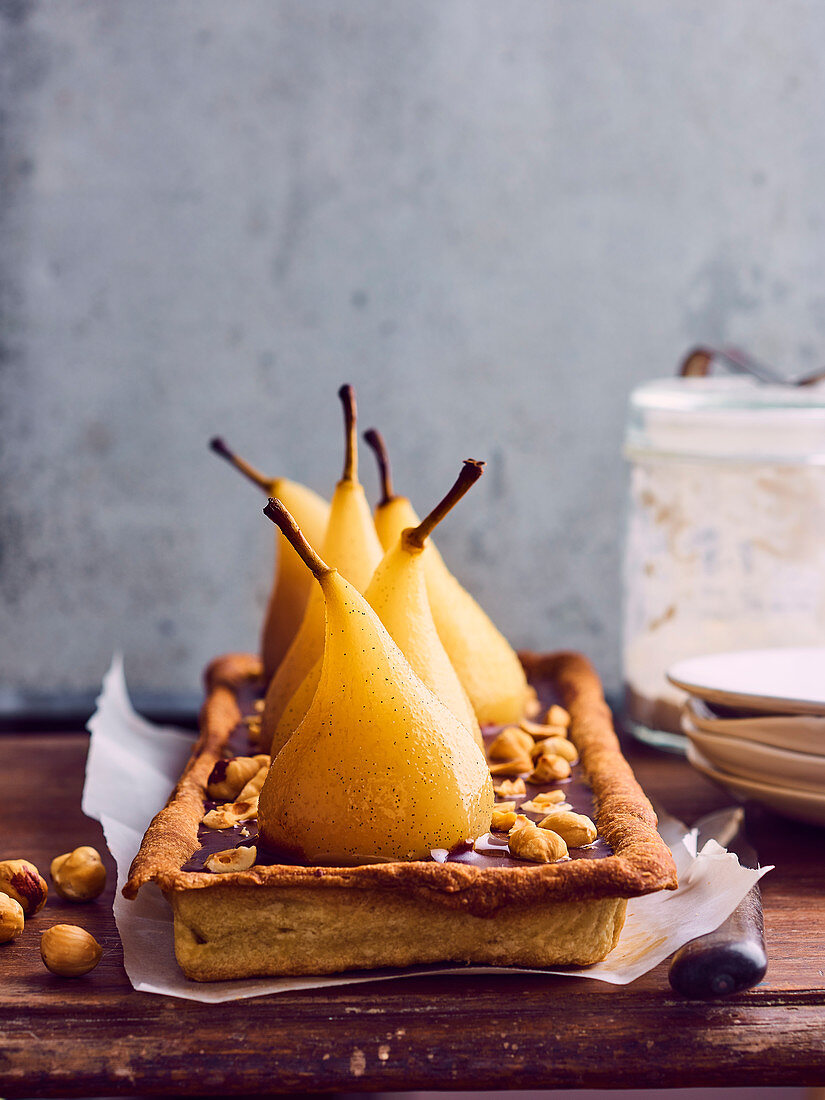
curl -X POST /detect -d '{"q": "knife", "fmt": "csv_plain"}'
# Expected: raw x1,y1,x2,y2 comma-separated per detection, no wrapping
668,806,767,998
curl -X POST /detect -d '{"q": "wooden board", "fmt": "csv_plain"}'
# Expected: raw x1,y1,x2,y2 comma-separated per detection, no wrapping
1,728,824,1095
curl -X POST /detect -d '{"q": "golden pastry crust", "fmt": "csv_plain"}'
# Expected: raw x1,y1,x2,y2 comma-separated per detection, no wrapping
126,650,675,906
169,887,628,980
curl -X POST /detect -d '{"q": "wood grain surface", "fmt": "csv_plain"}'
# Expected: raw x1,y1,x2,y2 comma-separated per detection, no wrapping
1,729,824,1096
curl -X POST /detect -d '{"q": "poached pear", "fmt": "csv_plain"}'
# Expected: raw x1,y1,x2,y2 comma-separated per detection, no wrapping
257,498,494,865
364,459,486,751
261,386,383,750
364,429,530,726
209,437,329,680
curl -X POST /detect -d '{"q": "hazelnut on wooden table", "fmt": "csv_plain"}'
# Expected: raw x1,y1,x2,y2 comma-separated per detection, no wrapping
0,894,25,943
0,859,48,916
40,924,102,977
50,846,107,902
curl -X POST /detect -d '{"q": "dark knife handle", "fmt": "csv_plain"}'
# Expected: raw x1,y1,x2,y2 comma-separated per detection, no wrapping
668,885,767,998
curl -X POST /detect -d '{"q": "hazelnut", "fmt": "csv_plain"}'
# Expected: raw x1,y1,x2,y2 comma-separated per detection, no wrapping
493,801,516,814
529,753,571,783
488,757,532,777
206,755,261,801
519,718,569,740
205,845,257,873
487,727,534,761
544,704,571,728
0,859,48,916
490,809,518,831
508,816,568,863
237,764,268,802
539,810,598,848
40,924,102,977
531,736,578,763
494,778,526,798
202,797,259,830
0,894,25,943
520,790,566,814
50,847,107,902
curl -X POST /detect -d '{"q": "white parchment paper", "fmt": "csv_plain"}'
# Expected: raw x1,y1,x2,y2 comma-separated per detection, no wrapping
83,656,772,1002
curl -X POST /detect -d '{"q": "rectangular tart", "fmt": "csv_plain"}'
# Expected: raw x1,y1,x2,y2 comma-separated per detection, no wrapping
124,650,677,981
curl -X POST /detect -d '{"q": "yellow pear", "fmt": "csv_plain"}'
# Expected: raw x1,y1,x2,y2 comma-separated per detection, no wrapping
261,386,383,752
257,499,494,864
364,460,486,751
270,654,322,751
364,429,530,726
209,437,329,681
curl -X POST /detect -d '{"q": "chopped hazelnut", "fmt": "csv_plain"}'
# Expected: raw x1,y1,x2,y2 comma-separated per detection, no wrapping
487,727,534,761
237,765,268,802
520,790,566,813
539,810,597,848
205,846,257,873
490,809,518,831
519,718,569,740
50,847,107,902
544,704,571,729
489,757,532,777
0,859,48,916
207,756,261,801
494,778,526,797
529,753,571,784
202,797,259,830
508,816,568,863
531,736,577,763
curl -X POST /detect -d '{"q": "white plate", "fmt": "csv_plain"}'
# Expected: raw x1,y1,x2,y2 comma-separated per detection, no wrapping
668,647,825,716
686,696,825,757
682,715,825,794
687,743,825,828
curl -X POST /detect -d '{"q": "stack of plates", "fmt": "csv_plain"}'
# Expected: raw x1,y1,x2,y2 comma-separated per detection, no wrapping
667,647,825,827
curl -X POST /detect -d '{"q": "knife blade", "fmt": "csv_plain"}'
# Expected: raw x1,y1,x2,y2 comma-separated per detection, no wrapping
667,806,767,998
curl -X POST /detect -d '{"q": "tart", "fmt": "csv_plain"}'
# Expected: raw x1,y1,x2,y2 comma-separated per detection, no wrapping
124,650,677,981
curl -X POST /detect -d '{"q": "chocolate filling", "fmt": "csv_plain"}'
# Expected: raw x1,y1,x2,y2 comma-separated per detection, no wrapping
183,678,613,873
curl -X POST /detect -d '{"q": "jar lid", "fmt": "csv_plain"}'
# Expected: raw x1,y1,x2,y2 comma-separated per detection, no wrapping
625,377,825,463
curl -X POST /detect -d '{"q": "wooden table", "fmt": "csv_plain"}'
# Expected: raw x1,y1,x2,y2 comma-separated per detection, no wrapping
1,726,823,1096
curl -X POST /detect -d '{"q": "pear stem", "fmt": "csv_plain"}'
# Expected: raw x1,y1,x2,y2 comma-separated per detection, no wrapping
363,427,395,505
338,384,358,483
263,499,331,580
404,460,486,551
210,437,272,493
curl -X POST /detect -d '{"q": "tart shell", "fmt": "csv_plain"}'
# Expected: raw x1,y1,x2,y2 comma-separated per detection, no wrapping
124,651,677,979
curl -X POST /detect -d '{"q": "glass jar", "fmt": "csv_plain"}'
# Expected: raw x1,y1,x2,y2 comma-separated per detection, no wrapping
623,376,825,750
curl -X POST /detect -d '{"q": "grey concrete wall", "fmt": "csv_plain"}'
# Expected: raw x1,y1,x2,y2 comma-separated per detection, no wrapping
3,0,825,707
